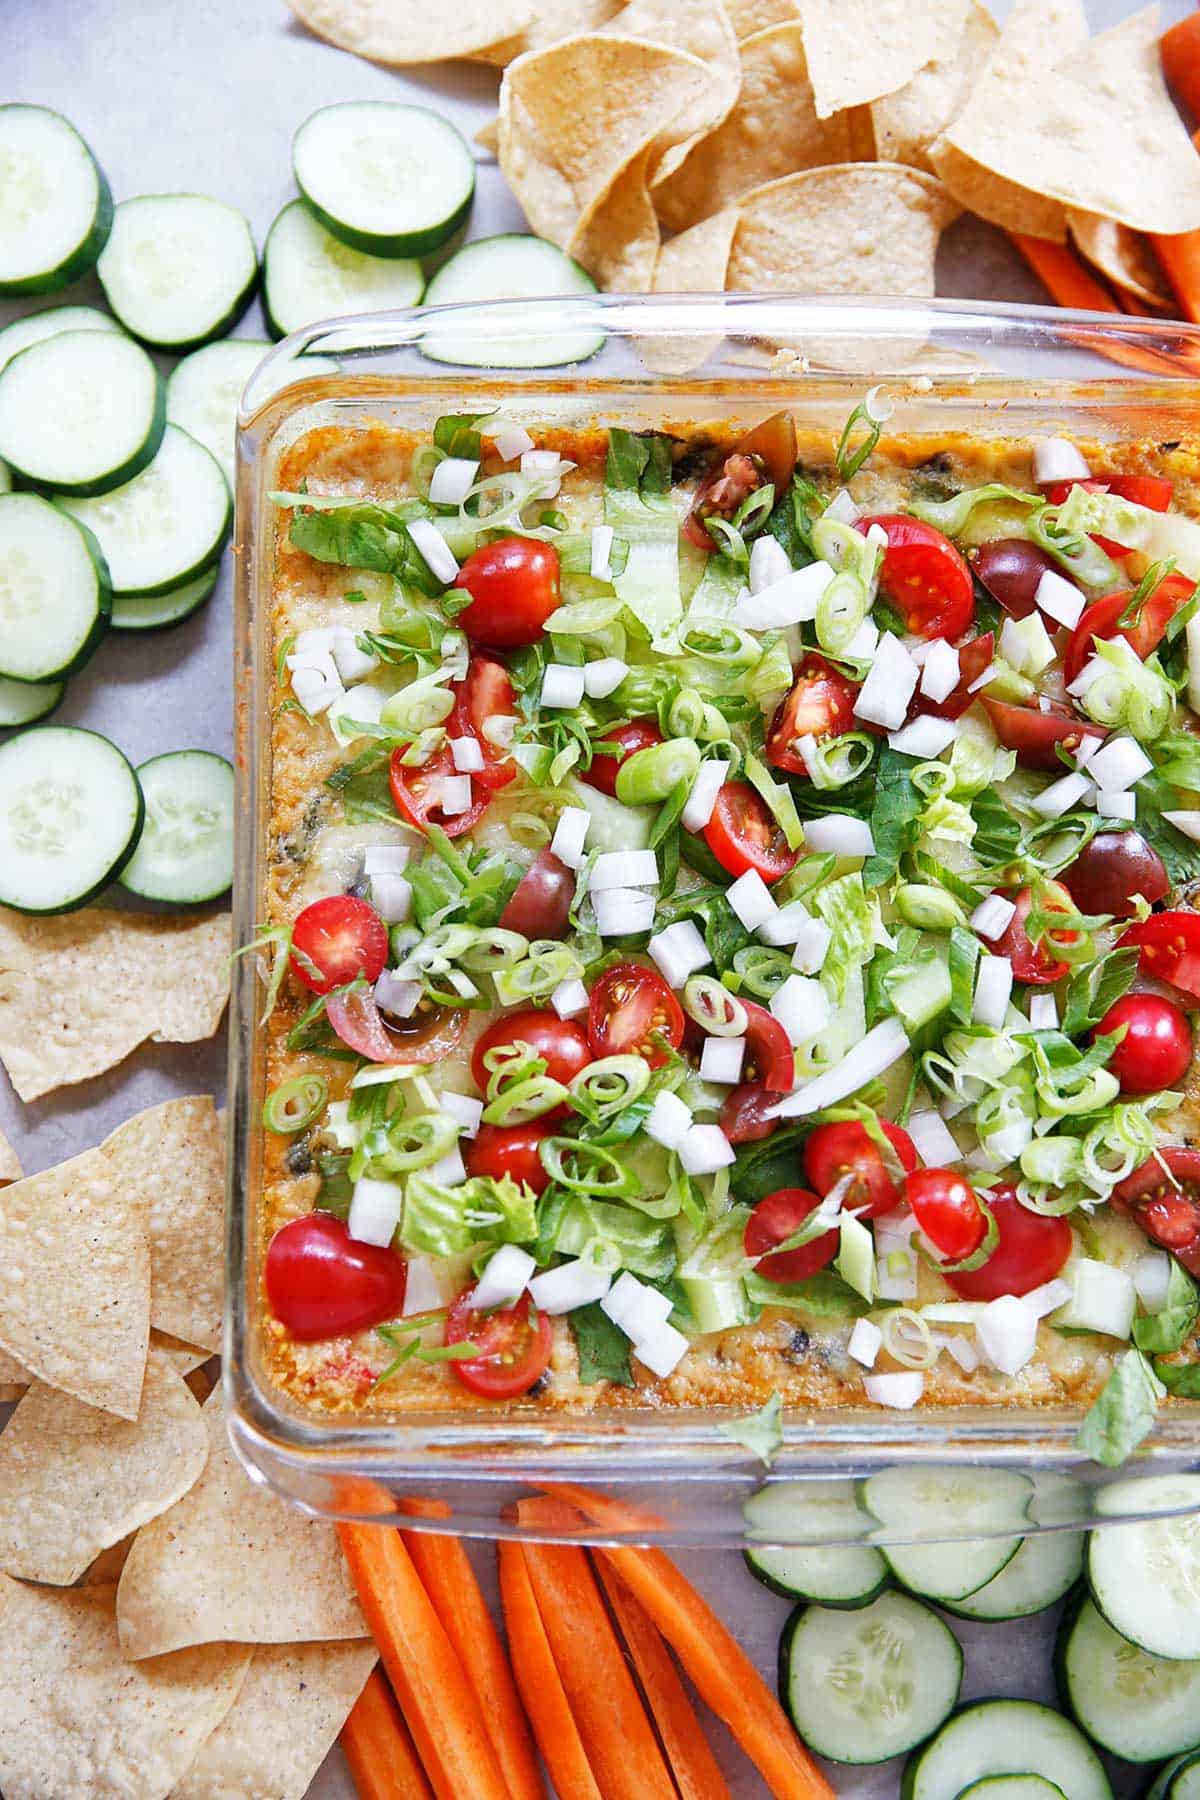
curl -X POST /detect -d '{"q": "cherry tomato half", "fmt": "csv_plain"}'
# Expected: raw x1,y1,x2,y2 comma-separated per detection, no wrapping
858,514,975,641
683,412,797,550
289,894,388,995
992,884,1076,985
740,998,796,1092
1063,572,1197,688
980,698,1106,773
702,780,799,884
265,1213,407,1341
464,1122,553,1195
915,633,995,722
471,1009,591,1095
944,1185,1073,1301
766,655,859,774
720,1081,780,1144
1061,830,1169,920
499,848,575,939
743,1188,838,1283
450,654,518,790
1093,994,1192,1095
971,539,1062,620
1119,910,1200,1002
582,718,663,799
804,1120,918,1219
904,1167,988,1262
588,962,685,1069
445,1285,552,1400
1112,1148,1200,1277
452,538,561,648
327,989,466,1064
389,746,486,839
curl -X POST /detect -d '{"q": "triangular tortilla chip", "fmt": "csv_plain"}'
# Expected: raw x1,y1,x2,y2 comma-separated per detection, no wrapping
117,1390,366,1659
795,0,967,118
602,0,740,189
568,143,663,292
0,907,230,1101
0,1145,150,1419
472,0,623,65
870,0,998,174
0,1578,250,1800
942,4,1200,234
0,1350,207,1586
285,0,532,63
725,0,796,36
0,1342,28,1401
102,1096,224,1352
149,1329,213,1377
171,1641,378,1800
643,209,740,374
0,1121,20,1184
1069,212,1173,311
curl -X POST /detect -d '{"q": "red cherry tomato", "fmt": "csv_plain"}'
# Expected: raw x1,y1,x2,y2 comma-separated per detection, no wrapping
992,884,1076,985
1112,1147,1200,1277
744,1188,838,1283
450,654,517,790
702,780,799,884
971,540,1062,620
389,746,486,838
1119,911,1200,1002
980,698,1106,773
1107,473,1174,512
1063,572,1197,688
289,895,388,995
683,412,797,550
451,537,561,648
471,1009,591,1095
1061,830,1169,920
1093,993,1192,1095
720,1081,780,1144
857,514,975,640
445,1285,552,1400
904,1167,988,1262
740,998,796,1092
944,1185,1073,1300
265,1213,407,1341
804,1120,918,1219
915,633,995,722
327,989,466,1064
587,962,685,1069
464,1122,553,1195
766,655,859,774
582,719,663,799
499,848,575,939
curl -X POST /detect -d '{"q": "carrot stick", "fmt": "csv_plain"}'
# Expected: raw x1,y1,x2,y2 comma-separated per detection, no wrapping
498,1542,605,1800
519,1535,677,1800
1162,13,1200,121
544,1485,835,1800
594,1557,732,1800
401,1526,546,1800
337,1522,511,1800
1012,233,1200,376
341,1667,434,1800
1154,126,1200,326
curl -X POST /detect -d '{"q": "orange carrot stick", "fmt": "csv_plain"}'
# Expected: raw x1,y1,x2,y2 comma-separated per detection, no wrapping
499,1541,605,1800
1154,126,1200,326
1012,234,1200,376
594,1557,732,1800
337,1522,511,1800
1162,13,1200,121
341,1667,434,1800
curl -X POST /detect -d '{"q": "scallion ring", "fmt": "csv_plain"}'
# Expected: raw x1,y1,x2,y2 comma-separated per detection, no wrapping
880,1309,936,1370
683,975,748,1037
568,1055,650,1118
263,1074,328,1134
539,1137,640,1199
614,736,701,805
483,1073,569,1125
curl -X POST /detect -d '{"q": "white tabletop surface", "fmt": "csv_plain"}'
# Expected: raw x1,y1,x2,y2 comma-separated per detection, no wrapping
4,1,1191,1793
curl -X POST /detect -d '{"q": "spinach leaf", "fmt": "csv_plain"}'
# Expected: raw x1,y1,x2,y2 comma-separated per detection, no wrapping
731,1126,810,1205
570,1301,636,1386
972,786,1023,864
743,1269,872,1318
326,746,396,826
764,477,819,566
1062,946,1139,1036
289,502,442,595
864,748,923,886
1134,1261,1199,1357
434,410,491,461
719,1393,783,1466
605,427,672,494
1075,1347,1164,1468
1138,770,1200,884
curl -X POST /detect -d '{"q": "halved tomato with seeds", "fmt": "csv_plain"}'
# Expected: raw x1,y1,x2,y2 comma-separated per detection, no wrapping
588,962,685,1069
1112,1148,1200,1277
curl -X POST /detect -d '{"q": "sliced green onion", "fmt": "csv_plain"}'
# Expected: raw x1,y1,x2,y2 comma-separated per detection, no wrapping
615,737,701,805
677,618,762,669
539,1137,640,1198
880,1308,936,1370
493,942,585,1006
683,975,748,1036
483,1073,569,1124
815,571,868,656
895,883,967,931
263,1074,328,1133
730,944,793,999
568,1055,650,1118
363,1112,460,1174
804,731,876,790
458,928,529,973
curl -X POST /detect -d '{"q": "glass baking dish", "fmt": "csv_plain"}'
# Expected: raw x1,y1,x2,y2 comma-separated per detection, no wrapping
229,295,1200,1546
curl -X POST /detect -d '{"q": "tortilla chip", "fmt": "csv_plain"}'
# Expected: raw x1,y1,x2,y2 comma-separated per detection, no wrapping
475,116,500,157
80,1534,135,1586
0,1122,20,1184
0,907,230,1102
0,1343,28,1402
870,0,998,174
171,1640,378,1800
644,210,740,374
655,22,858,235
942,5,1200,235
602,0,740,188
1069,212,1174,310
0,1578,250,1800
795,0,967,118
285,0,532,63
0,1145,150,1419
149,1330,213,1377
725,0,796,35
569,144,663,292
102,1096,224,1352
117,1390,366,1659
0,1350,207,1586
474,0,624,66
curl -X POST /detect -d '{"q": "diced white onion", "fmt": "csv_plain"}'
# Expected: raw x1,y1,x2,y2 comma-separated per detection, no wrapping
823,487,861,525
999,613,1055,677
448,969,478,999
428,456,479,506
591,849,659,891
970,894,1016,941
550,805,590,870
622,1287,675,1346
333,684,386,732
1054,1258,1136,1339
1067,654,1107,698
582,656,628,699
647,919,711,988
976,1294,1038,1375
919,639,960,703
289,652,343,715
370,873,413,925
408,516,459,585
643,1090,693,1150
364,844,410,876
402,1255,443,1315
590,524,615,582
1023,1278,1074,1320
1097,789,1137,821
348,1176,403,1248
293,627,336,657
845,617,880,659
441,1091,484,1137
758,900,814,947
791,917,832,974
330,627,379,684
852,632,919,730
427,1146,467,1188
485,712,517,749
1163,810,1200,842
1028,991,1058,1030
864,384,894,424
551,977,590,1019
972,954,1013,1030
847,1317,882,1368
677,1123,735,1175
699,1035,746,1084
541,664,586,709
748,533,792,594
449,735,485,773
727,869,777,932
1034,567,1086,629
375,970,420,1017
887,715,958,759
494,424,534,462
528,1259,612,1314
864,1371,924,1410
733,560,835,630
1085,735,1152,792
1133,1250,1173,1313
593,887,656,936
1032,436,1090,484
875,1236,919,1302
1031,771,1090,819
632,1319,689,1379
772,1017,910,1118
438,775,474,816
520,447,572,498
966,661,999,694
1187,610,1200,715
769,974,830,1047
907,1109,962,1167
601,1271,648,1329
803,814,875,858
942,1334,979,1374
681,758,729,833
472,1245,536,1313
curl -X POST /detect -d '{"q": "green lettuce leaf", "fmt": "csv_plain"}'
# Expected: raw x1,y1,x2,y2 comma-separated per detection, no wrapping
606,430,681,644
1076,1347,1164,1468
1134,1261,1199,1357
864,747,922,886
719,1392,783,1466
400,1173,537,1257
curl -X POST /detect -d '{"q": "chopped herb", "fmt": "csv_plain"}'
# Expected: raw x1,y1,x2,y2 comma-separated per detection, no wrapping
864,747,922,886
1133,1261,1198,1356
1076,1347,1164,1468
570,1301,635,1386
719,1392,783,1466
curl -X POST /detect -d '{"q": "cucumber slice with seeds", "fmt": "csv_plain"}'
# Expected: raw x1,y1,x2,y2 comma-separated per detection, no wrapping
0,330,164,495
940,1524,1083,1622
98,194,258,350
57,425,230,597
0,303,122,376
119,750,233,904
1088,1473,1200,1661
1056,1593,1200,1763
167,337,341,486
0,105,112,294
0,494,110,681
293,102,474,258
422,235,601,368
902,1700,1111,1800
957,1781,1067,1799
0,676,64,728
0,726,143,912
744,1481,889,1608
263,201,423,340
111,565,219,632
863,1466,1031,1602
1149,1751,1200,1800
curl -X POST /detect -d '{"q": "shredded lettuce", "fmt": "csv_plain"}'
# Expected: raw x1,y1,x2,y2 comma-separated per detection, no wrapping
400,1173,538,1257
1056,483,1200,581
605,429,682,646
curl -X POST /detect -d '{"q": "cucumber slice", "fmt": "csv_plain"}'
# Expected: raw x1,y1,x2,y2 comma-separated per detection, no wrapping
98,194,258,350
0,494,110,681
0,726,143,912
0,330,164,496
743,1481,889,1607
263,201,423,340
293,102,474,258
1149,1751,1200,1800
902,1700,1112,1800
940,1526,1084,1622
0,676,64,728
111,566,219,632
1088,1474,1200,1660
0,304,122,376
119,750,233,904
422,235,602,368
1056,1593,1200,1763
863,1466,1031,1602
780,1591,961,1765
957,1781,1067,1799
57,425,230,597
0,106,112,294
167,337,341,487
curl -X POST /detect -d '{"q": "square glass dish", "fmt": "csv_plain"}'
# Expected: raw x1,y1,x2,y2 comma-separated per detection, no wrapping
229,295,1200,1547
